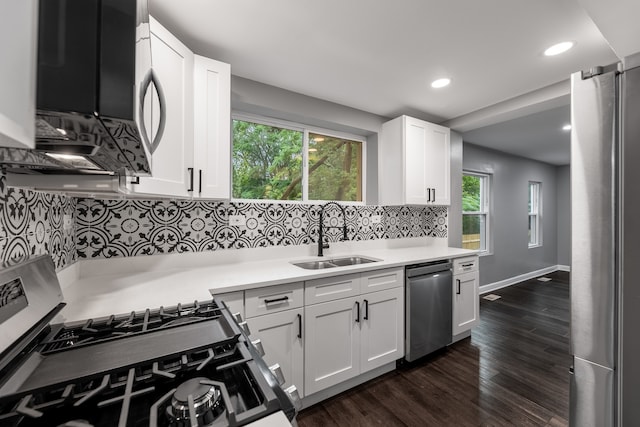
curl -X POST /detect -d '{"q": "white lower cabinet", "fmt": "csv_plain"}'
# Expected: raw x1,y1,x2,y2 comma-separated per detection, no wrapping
304,267,404,396
452,256,480,337
360,287,404,372
216,267,405,400
304,296,360,395
246,308,304,397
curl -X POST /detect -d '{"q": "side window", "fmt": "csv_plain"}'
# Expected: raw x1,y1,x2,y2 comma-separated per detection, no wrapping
528,181,542,247
462,172,490,252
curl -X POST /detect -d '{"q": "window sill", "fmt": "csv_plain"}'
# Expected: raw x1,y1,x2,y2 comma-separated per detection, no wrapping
528,244,542,249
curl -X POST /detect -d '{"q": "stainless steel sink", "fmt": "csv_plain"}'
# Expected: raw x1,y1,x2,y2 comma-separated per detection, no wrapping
292,260,338,270
292,256,380,270
330,256,378,267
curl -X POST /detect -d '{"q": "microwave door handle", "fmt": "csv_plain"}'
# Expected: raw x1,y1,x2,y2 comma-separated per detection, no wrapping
137,69,167,155
149,69,166,154
138,70,154,154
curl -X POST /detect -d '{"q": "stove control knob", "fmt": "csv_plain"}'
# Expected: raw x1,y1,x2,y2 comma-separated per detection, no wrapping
269,363,285,386
251,339,265,357
233,312,243,323
238,321,251,336
285,385,302,411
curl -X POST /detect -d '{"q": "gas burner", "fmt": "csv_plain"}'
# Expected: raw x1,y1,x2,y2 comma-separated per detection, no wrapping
167,378,224,426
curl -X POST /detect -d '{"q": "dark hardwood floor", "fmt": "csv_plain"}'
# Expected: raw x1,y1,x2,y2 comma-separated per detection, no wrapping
297,270,571,427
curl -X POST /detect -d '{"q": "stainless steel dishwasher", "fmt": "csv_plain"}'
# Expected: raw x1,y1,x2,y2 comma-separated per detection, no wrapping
405,260,453,362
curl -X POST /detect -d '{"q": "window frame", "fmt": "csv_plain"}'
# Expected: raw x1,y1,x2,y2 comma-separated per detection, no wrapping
231,112,367,205
528,181,542,248
462,171,491,255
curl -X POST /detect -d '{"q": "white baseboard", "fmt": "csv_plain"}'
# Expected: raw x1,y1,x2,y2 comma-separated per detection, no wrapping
479,265,568,295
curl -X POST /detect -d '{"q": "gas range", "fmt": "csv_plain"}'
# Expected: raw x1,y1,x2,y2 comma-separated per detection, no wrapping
0,256,297,427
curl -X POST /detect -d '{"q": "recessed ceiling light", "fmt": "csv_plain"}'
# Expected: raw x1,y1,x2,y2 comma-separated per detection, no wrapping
544,41,574,56
562,124,572,131
312,137,325,142
431,78,451,89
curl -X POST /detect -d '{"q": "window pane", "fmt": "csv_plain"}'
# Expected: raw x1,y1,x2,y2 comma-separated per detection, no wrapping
529,214,537,245
308,133,363,202
232,120,303,200
462,175,481,212
463,214,485,250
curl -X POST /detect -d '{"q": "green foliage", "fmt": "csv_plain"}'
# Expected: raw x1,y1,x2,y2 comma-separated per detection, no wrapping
232,121,362,201
462,174,481,236
308,133,362,202
232,120,303,200
462,175,480,212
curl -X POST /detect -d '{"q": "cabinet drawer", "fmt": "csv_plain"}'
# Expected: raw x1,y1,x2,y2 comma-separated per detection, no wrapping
453,256,479,274
245,282,303,318
305,273,361,305
215,291,244,319
360,267,403,293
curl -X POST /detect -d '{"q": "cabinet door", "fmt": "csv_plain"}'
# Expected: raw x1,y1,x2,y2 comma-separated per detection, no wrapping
130,17,194,197
403,117,450,205
424,122,450,205
304,297,360,395
404,117,430,205
453,271,479,335
0,0,37,149
360,287,404,372
246,308,304,397
193,55,231,199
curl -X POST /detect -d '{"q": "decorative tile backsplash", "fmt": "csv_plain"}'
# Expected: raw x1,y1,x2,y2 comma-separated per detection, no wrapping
0,172,77,270
76,198,447,259
0,166,446,266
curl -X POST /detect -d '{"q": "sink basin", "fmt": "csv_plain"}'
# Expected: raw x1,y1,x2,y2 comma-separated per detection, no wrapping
292,256,380,270
330,256,378,267
292,260,338,270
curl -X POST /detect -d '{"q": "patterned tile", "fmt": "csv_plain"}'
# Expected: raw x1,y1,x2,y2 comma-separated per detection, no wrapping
0,165,448,267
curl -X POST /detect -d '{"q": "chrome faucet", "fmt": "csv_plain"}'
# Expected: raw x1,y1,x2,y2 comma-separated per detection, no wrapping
317,202,348,257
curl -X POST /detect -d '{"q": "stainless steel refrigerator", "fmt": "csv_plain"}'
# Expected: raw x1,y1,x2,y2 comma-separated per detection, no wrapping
570,53,640,427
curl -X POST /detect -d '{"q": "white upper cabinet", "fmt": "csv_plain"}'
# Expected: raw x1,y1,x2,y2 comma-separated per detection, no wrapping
379,115,451,206
193,55,231,199
129,17,194,197
128,18,230,199
0,0,37,149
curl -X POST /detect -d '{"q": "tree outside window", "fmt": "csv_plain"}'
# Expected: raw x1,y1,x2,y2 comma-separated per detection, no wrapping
232,118,364,202
462,172,490,251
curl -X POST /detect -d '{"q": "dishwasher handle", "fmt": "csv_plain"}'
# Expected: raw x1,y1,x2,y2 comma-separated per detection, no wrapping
406,262,452,278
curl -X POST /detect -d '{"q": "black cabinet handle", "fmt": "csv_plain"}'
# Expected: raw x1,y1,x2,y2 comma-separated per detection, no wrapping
432,188,436,202
363,299,369,320
264,296,289,305
198,169,202,194
355,301,360,323
297,313,302,339
187,168,194,191
462,263,474,267
427,188,431,202
456,279,461,295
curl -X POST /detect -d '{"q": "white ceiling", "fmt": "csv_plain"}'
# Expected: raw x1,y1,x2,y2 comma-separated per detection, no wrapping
149,0,635,165
463,105,571,165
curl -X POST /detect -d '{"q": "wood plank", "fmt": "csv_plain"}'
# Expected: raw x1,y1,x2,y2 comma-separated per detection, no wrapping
297,271,570,427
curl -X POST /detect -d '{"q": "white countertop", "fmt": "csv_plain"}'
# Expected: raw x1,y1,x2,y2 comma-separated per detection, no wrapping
56,238,476,323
